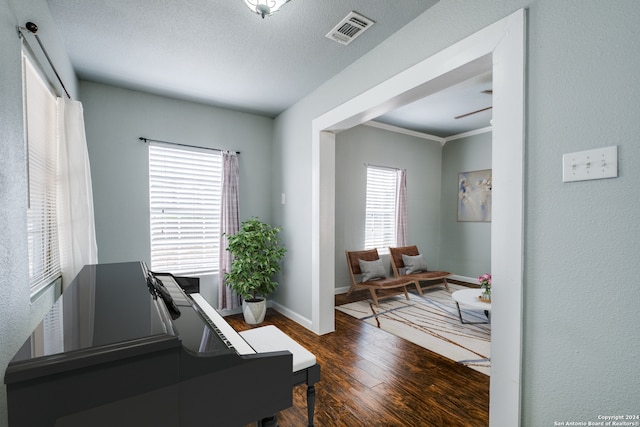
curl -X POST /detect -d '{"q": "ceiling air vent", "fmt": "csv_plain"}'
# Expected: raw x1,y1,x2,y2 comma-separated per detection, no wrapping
325,11,374,46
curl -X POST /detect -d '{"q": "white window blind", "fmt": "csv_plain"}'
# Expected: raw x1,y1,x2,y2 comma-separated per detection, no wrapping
364,166,397,250
24,53,61,297
149,143,222,275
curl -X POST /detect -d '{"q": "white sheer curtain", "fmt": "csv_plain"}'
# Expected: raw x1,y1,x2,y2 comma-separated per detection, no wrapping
218,151,241,310
57,98,98,289
395,168,408,247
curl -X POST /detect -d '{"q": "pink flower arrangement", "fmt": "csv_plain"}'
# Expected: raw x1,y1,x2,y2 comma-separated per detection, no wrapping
478,273,491,290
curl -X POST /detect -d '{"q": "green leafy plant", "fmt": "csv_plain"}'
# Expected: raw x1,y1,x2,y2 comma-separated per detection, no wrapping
225,218,286,301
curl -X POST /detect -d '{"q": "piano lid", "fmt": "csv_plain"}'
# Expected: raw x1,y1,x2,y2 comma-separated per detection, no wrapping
10,262,172,364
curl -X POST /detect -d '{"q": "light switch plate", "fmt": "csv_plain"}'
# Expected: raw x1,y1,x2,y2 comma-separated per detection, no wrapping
562,146,618,182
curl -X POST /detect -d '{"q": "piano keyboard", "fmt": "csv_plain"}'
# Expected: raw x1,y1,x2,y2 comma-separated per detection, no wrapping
190,293,257,355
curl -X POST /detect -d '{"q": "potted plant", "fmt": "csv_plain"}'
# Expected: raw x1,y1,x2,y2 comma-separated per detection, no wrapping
225,218,286,324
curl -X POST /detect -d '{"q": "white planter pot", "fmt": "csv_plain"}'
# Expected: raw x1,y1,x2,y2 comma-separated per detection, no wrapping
242,298,267,324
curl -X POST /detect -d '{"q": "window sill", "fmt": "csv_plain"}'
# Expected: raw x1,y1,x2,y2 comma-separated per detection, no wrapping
30,276,62,304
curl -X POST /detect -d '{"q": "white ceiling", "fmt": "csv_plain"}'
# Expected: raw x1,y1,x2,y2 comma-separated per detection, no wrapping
375,70,493,137
47,0,491,137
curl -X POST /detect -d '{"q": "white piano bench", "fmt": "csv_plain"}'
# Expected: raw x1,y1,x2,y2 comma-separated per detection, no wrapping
240,325,321,427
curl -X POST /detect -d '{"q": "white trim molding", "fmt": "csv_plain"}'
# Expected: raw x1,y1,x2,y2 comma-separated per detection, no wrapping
448,274,479,284
443,126,493,143
311,9,526,427
270,300,313,330
363,120,445,143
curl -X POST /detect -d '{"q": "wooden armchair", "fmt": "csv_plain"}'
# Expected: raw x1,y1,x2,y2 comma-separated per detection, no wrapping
389,245,452,296
345,249,414,307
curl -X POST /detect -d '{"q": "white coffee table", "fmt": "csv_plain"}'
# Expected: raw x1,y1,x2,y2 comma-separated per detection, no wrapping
451,288,491,324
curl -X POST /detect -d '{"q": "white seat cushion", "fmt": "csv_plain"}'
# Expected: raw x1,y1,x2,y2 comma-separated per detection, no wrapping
239,325,316,372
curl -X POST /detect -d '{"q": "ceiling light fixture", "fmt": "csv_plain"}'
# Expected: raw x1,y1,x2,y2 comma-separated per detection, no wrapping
243,0,290,18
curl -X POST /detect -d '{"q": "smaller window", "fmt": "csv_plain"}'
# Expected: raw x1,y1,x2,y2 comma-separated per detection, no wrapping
364,166,397,250
149,143,222,275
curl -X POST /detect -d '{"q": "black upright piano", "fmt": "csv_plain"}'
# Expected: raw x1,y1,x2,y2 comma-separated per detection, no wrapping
4,262,293,426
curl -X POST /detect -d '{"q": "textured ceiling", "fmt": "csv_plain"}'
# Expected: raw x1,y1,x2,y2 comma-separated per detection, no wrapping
48,0,437,115
375,71,493,137
47,0,491,136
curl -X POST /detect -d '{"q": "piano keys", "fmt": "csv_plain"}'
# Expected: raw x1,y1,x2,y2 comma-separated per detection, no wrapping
4,262,295,426
151,273,320,427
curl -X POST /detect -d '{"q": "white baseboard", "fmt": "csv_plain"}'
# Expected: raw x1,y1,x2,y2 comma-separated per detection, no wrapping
218,299,314,332
449,275,477,285
335,285,350,295
269,276,476,330
270,300,313,331
217,306,242,316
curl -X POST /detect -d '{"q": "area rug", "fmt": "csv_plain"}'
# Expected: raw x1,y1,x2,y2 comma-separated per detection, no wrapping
336,284,491,375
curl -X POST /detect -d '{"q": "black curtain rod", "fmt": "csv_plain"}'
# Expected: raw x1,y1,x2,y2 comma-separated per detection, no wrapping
139,137,240,154
19,22,72,99
364,162,400,171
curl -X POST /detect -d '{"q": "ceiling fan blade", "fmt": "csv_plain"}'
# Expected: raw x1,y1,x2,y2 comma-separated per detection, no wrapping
454,106,492,120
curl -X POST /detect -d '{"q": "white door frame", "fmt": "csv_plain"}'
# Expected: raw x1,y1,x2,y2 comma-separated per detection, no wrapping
311,9,525,427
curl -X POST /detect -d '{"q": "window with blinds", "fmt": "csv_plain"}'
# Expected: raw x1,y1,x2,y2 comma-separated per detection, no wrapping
364,166,398,251
24,53,61,297
149,143,222,275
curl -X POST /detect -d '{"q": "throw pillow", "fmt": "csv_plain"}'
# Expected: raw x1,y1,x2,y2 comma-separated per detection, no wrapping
358,259,386,282
402,254,428,274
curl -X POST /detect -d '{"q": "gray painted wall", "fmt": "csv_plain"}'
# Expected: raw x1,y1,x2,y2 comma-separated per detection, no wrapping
334,126,492,290
440,131,492,278
0,0,78,424
334,125,443,289
273,1,640,425
79,81,275,308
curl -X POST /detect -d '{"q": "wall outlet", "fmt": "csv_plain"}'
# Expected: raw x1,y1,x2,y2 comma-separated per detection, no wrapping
562,146,618,182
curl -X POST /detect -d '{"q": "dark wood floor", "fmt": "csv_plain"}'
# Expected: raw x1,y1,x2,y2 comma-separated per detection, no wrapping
231,287,489,427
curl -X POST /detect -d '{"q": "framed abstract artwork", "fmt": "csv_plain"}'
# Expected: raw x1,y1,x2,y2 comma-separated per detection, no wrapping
457,169,492,222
